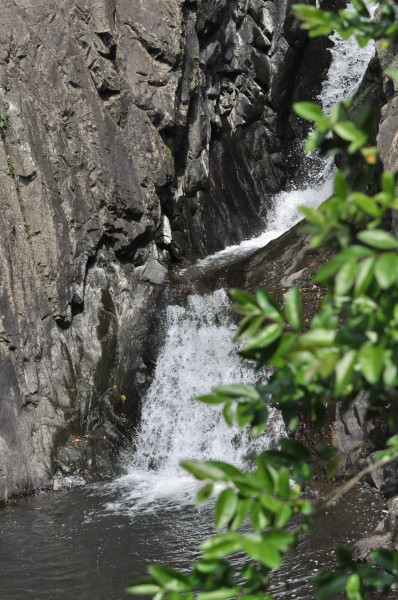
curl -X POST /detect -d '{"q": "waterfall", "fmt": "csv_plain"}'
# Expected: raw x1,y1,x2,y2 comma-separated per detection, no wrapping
108,291,283,513
108,28,375,513
130,291,281,473
189,29,375,273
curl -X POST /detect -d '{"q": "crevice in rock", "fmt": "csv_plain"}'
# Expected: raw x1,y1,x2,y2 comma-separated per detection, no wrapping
98,88,120,101
95,32,117,61
124,22,174,66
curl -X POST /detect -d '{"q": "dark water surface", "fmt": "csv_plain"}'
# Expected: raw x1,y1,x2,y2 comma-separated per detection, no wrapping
0,482,385,600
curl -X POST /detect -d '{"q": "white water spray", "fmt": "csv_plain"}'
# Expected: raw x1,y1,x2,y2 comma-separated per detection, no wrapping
110,291,283,512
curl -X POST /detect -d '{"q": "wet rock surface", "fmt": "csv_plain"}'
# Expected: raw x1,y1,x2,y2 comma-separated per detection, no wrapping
355,495,398,562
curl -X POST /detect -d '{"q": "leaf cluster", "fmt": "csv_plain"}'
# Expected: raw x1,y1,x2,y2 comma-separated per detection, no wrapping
293,0,398,48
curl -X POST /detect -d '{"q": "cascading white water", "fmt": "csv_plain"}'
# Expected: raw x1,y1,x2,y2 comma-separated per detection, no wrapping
108,27,375,513
109,291,283,512
188,29,375,273
131,291,282,473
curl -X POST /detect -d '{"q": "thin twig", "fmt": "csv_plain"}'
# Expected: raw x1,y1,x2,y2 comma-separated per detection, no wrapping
322,454,398,510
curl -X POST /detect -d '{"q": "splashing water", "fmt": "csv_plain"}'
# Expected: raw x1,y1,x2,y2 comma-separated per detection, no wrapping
321,22,376,115
109,291,284,513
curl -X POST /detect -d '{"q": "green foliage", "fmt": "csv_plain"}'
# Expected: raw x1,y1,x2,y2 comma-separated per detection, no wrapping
292,0,398,48
7,157,15,177
127,3,398,600
0,111,8,134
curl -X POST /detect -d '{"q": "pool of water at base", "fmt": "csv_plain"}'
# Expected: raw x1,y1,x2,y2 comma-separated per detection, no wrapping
0,481,387,600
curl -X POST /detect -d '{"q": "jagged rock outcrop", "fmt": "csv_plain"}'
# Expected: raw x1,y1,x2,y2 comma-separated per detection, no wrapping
0,0,334,500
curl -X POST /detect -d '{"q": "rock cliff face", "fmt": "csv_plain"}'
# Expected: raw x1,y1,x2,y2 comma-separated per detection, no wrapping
0,0,333,499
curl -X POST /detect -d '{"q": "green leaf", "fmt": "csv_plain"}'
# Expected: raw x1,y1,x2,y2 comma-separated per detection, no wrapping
274,503,293,528
264,530,294,552
251,502,269,531
385,67,398,82
334,350,357,395
149,566,191,592
375,252,398,289
300,205,325,225
358,344,384,384
236,315,264,340
197,588,239,600
356,34,370,48
197,394,226,405
294,102,328,128
230,498,252,530
223,403,234,427
251,403,269,437
345,573,361,600
315,255,347,283
243,323,284,352
197,483,214,504
354,256,376,296
333,121,366,143
382,171,396,196
325,455,341,479
230,289,256,306
240,536,281,568
292,4,330,26
201,533,242,559
277,467,291,499
383,358,398,389
212,384,259,400
207,461,245,479
255,289,283,321
351,193,380,217
308,24,333,37
357,229,398,249
260,494,282,513
280,438,311,459
284,286,303,331
193,559,223,575
335,260,357,296
371,548,398,574
334,170,347,199
349,137,368,154
126,579,162,595
351,0,369,17
181,461,233,482
311,572,349,597
214,488,238,529
298,328,335,347
305,130,326,153
236,403,254,428
297,501,313,517
257,461,277,493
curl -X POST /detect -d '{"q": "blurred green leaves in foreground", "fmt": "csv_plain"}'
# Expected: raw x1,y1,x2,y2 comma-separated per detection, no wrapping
127,2,398,599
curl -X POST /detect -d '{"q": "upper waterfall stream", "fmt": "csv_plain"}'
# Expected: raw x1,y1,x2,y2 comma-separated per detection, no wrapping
181,29,375,276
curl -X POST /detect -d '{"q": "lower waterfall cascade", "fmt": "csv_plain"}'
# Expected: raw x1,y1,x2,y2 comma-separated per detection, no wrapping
108,291,284,514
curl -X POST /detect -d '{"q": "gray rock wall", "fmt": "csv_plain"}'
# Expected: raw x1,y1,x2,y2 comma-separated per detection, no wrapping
0,0,331,499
